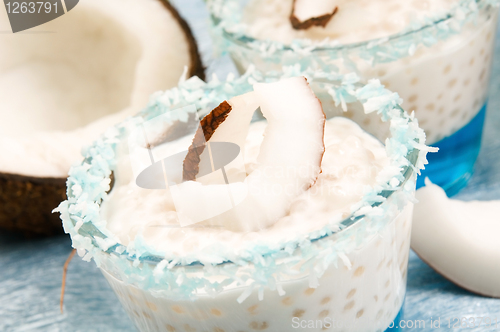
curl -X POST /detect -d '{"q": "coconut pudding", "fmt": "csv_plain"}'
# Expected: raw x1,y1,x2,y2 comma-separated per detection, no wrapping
209,0,498,194
0,0,203,236
57,72,429,332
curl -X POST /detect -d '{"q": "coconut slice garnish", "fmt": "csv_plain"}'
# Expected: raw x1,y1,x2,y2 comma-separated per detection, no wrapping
412,180,500,298
181,77,325,232
0,0,204,236
290,0,338,30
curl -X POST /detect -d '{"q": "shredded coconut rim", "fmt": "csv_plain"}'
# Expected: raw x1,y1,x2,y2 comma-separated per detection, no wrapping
55,68,434,300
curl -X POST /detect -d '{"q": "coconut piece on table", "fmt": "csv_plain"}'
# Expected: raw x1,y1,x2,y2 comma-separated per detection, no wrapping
290,0,338,30
0,0,204,237
412,181,500,298
181,77,325,232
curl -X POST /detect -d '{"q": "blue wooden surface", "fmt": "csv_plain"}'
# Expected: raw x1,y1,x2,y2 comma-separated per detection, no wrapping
1,1,500,331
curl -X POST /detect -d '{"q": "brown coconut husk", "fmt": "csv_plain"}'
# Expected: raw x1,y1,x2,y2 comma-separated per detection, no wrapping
0,0,205,237
183,101,233,181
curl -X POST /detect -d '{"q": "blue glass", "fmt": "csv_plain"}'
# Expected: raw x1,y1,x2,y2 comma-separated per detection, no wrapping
417,104,486,196
384,303,405,331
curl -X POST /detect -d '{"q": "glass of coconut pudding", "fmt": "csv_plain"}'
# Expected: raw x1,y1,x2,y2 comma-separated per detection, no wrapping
209,0,499,196
57,70,431,332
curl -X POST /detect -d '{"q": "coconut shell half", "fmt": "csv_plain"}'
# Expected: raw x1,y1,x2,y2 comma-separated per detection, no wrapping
0,0,204,237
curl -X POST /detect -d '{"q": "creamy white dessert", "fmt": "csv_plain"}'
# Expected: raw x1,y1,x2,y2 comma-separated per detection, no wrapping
219,0,498,144
102,205,411,332
58,75,426,332
104,118,389,255
244,0,458,45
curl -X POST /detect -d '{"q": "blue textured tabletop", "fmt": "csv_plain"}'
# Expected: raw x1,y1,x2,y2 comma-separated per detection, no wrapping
1,1,500,331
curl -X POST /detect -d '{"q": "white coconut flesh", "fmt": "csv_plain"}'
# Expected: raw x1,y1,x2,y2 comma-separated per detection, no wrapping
0,0,198,178
292,0,338,23
412,181,500,298
183,77,325,232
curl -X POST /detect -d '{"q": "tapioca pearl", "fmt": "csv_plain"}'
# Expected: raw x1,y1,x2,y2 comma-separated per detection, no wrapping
384,292,391,302
191,309,210,320
321,297,332,305
128,295,139,305
343,301,355,312
362,118,371,126
470,58,475,66
319,310,330,319
146,301,157,311
282,297,293,306
410,77,419,85
451,108,460,118
407,94,418,103
304,288,315,296
247,304,259,315
376,259,385,271
464,78,471,86
374,295,379,302
165,324,176,332
353,266,365,277
448,78,458,88
443,65,452,74
425,103,435,111
485,54,490,63
381,81,390,88
384,280,391,289
171,305,185,314
438,106,444,114
347,289,357,299
293,309,305,318
479,69,486,81
480,48,485,56
356,309,365,318
184,324,196,332
453,94,462,102
210,308,222,317
408,105,418,112
420,119,430,127
398,242,405,254
486,31,493,41
377,69,387,77
386,259,393,269
437,93,443,100
376,309,384,320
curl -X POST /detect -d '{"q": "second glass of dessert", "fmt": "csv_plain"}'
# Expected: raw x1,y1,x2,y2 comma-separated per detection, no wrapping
209,0,499,196
57,70,430,331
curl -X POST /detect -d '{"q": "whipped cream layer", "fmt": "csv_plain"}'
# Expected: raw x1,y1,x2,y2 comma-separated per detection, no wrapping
102,117,389,256
243,0,458,44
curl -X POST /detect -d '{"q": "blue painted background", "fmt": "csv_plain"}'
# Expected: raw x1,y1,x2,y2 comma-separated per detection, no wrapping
1,0,499,331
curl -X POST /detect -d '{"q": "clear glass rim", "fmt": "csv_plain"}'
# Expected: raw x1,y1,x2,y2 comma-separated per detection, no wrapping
211,0,490,54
